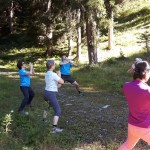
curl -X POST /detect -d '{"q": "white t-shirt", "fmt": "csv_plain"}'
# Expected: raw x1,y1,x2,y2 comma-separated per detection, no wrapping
45,71,60,92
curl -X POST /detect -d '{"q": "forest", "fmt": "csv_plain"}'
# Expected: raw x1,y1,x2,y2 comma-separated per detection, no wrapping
0,0,149,65
0,0,150,150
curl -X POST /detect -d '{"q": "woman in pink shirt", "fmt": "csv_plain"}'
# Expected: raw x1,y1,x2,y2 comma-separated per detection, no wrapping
118,61,150,150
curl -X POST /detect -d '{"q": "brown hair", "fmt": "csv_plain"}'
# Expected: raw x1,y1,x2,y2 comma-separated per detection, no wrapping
133,61,150,80
17,60,24,70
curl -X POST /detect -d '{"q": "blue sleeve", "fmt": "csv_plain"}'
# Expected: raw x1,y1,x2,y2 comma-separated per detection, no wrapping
19,70,27,76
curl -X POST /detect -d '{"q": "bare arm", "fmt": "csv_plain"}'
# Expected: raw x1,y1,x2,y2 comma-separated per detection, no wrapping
127,68,134,73
58,78,64,84
57,71,61,77
26,63,34,75
127,64,135,73
70,61,77,66
59,61,69,65
32,66,35,75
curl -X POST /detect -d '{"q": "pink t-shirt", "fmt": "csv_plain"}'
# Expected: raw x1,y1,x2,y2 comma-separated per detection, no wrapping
123,80,150,128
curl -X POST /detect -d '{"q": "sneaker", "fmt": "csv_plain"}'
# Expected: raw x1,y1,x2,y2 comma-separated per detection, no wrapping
18,111,29,116
51,127,63,133
79,92,84,96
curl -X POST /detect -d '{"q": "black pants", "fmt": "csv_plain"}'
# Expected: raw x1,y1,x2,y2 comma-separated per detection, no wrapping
18,86,35,112
61,74,75,84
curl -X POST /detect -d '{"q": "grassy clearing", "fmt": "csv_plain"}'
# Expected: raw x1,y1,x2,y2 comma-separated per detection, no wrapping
1,40,150,150
1,50,150,150
0,60,150,150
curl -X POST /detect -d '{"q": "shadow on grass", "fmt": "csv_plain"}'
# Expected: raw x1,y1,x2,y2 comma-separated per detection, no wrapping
0,49,67,68
115,7,150,31
0,34,36,51
0,33,68,62
116,7,150,24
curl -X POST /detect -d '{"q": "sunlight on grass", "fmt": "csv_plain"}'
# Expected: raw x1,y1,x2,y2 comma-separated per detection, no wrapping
75,141,106,150
22,147,33,150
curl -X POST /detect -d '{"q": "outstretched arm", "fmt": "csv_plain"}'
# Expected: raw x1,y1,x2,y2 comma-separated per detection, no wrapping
59,61,69,65
127,64,135,73
69,61,77,67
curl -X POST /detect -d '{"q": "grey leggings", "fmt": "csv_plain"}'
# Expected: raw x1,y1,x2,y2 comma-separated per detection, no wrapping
43,90,61,116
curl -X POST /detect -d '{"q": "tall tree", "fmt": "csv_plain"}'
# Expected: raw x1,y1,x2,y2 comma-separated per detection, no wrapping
45,0,53,56
77,9,82,62
83,0,105,64
104,0,128,50
104,0,115,50
0,0,17,35
9,1,14,34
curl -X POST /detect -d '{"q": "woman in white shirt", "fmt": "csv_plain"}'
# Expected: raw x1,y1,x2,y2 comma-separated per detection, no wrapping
44,60,64,133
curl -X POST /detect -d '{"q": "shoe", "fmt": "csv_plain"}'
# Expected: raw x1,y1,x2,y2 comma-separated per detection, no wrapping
79,92,84,96
18,111,29,116
51,127,63,133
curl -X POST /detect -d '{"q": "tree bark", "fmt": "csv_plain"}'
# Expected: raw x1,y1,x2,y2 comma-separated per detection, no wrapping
108,11,114,50
86,16,97,65
45,0,53,57
68,37,73,57
45,25,53,56
77,9,82,62
9,1,14,34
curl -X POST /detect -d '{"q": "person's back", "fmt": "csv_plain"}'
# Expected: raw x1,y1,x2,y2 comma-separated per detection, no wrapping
118,61,150,150
43,60,64,133
123,80,150,128
45,71,60,92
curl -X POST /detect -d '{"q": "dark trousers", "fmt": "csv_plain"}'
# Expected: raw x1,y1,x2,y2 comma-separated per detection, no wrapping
44,90,61,116
18,86,35,112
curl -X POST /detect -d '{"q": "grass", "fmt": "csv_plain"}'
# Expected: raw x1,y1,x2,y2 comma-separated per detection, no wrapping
1,51,150,149
1,50,150,150
0,1,150,149
0,73,126,150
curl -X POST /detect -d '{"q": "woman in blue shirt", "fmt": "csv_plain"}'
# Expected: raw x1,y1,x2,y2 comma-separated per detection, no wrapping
60,55,83,95
17,60,35,115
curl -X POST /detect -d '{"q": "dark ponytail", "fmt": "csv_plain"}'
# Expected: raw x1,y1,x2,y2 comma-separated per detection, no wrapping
133,61,150,80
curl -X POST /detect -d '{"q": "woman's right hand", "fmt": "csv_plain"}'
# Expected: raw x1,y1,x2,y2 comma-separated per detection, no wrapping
57,71,61,77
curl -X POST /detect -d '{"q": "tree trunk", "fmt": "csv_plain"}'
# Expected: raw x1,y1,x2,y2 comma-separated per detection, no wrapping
45,25,53,56
9,1,14,34
108,11,114,50
86,16,98,65
46,0,51,12
68,37,73,57
77,9,82,62
45,0,53,57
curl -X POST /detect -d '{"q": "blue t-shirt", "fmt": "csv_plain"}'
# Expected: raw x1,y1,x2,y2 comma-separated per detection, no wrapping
60,62,72,75
19,69,30,87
